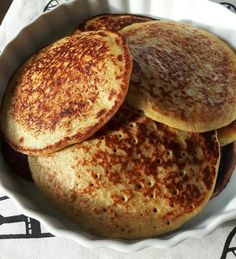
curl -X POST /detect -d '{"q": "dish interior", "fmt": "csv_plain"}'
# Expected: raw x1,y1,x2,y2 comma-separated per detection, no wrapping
0,0,236,250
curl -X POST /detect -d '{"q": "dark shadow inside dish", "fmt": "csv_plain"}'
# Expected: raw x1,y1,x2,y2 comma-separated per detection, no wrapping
212,142,236,198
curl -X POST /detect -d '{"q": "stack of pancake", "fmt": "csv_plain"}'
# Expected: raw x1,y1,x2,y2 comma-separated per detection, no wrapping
0,14,236,239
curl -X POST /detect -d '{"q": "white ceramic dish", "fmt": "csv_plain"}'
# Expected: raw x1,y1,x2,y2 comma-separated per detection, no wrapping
0,0,236,252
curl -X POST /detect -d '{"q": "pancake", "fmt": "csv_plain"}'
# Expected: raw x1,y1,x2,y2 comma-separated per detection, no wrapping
0,31,132,155
28,104,220,239
73,29,81,34
77,14,154,33
217,120,236,146
1,140,32,181
120,21,236,132
212,141,236,198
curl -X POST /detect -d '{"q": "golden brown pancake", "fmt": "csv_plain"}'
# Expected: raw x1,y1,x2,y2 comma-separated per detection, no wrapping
1,140,32,181
0,31,132,155
217,120,236,146
77,14,154,33
120,21,236,132
28,104,220,239
212,141,236,198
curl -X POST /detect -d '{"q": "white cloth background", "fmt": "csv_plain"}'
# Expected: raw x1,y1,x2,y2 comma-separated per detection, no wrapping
0,0,236,258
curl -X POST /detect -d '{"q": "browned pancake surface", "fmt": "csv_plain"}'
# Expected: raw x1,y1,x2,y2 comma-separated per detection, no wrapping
78,14,154,32
29,104,220,239
0,31,132,155
120,21,236,132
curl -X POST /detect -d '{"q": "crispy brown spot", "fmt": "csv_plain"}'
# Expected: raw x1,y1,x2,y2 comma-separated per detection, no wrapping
96,108,107,118
19,137,24,144
80,14,154,32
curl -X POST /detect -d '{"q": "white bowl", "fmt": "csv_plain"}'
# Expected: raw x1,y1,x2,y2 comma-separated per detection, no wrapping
0,0,236,252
